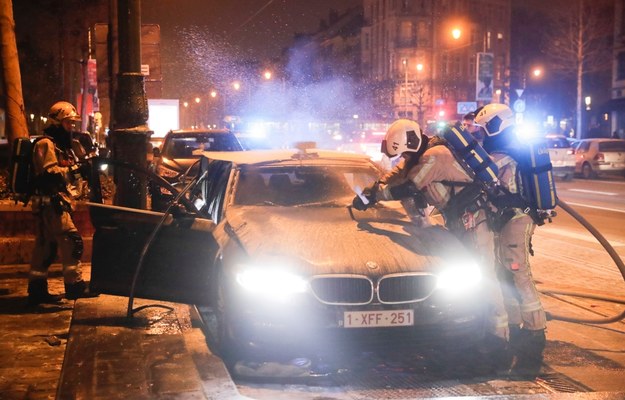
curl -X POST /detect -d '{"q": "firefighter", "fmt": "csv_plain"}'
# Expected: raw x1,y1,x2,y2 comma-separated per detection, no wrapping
27,101,98,305
474,103,547,379
352,119,511,368
462,111,484,144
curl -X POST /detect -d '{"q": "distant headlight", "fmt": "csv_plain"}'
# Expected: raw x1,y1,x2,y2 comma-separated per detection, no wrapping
436,262,482,293
236,267,308,299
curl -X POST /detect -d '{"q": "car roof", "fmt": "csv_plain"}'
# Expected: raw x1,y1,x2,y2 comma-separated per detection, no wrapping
199,148,374,166
578,138,624,141
166,129,232,136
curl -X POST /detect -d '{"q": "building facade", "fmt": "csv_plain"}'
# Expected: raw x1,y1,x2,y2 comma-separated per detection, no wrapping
611,0,625,137
360,0,511,127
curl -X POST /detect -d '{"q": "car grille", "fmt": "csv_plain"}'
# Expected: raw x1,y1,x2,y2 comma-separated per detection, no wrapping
378,273,437,304
309,273,437,306
310,275,374,305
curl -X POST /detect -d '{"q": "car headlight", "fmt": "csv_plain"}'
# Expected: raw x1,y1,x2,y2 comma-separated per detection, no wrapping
436,262,482,293
236,267,308,299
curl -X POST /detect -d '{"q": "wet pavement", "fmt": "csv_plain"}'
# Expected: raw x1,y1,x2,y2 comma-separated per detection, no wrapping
1,260,625,399
0,263,239,400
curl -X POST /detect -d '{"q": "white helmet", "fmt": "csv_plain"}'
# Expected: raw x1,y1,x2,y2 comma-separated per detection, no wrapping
381,119,424,158
474,103,514,137
48,101,81,125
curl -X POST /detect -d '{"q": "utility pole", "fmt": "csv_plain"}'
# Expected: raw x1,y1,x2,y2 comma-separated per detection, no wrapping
0,0,29,143
109,0,151,208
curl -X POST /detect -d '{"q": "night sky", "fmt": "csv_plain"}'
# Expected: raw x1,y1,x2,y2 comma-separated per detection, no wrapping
142,0,361,60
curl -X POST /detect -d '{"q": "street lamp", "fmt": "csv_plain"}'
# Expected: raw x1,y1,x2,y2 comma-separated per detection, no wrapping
415,63,426,126
403,58,408,117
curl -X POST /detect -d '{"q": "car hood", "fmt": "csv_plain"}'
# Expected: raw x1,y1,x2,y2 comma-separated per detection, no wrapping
225,205,459,276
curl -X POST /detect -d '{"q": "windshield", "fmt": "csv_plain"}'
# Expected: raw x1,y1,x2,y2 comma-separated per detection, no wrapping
234,165,379,207
163,133,242,158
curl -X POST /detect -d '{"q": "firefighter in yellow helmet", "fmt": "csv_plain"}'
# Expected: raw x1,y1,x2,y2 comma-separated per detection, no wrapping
27,101,97,305
474,103,547,379
352,119,511,371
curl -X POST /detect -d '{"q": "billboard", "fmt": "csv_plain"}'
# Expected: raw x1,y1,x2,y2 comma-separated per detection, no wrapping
476,52,494,102
147,99,179,138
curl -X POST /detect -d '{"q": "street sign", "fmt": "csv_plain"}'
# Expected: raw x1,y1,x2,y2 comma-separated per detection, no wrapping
457,102,477,115
513,99,526,113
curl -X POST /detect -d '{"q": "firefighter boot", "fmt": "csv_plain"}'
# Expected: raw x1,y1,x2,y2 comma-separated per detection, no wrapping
478,334,513,376
510,328,546,380
65,280,99,300
27,279,63,306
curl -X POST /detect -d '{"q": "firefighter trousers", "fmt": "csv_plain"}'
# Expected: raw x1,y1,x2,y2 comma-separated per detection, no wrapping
453,209,510,340
28,204,84,285
496,214,547,331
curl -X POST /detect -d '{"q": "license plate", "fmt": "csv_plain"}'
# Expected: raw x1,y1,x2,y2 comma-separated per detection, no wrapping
343,310,414,328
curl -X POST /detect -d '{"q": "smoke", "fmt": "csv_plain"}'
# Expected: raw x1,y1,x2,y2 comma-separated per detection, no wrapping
171,25,373,148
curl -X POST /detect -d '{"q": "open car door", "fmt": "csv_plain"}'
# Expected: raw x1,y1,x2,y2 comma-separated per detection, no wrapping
87,158,219,306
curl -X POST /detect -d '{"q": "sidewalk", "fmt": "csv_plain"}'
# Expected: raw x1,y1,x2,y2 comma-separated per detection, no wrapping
0,263,241,400
0,264,72,399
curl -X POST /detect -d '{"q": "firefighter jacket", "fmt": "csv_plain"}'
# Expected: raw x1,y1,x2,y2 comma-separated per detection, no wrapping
491,152,527,221
377,145,473,213
31,137,87,211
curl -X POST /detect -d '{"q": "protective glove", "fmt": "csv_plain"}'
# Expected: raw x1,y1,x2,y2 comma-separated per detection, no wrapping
389,181,428,209
389,181,419,199
351,183,379,211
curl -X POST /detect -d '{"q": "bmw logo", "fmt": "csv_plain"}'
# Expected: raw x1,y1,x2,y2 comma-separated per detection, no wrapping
366,261,379,270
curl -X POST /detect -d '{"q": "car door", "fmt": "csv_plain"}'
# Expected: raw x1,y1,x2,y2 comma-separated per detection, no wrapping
88,157,227,305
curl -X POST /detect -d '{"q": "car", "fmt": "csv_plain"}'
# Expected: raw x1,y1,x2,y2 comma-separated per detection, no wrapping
88,147,488,364
573,138,625,179
149,129,244,210
544,134,576,180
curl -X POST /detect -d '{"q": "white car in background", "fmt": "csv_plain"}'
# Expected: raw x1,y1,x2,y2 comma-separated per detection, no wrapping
545,134,576,181
573,138,625,179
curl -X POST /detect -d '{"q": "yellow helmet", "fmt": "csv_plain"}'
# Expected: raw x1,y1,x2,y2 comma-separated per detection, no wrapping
48,101,81,125
381,119,424,158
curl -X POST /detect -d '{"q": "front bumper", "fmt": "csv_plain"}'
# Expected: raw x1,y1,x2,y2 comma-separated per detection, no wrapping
228,291,487,359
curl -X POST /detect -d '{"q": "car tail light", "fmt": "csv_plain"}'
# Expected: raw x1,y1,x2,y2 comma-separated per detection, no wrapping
594,152,605,162
567,149,575,155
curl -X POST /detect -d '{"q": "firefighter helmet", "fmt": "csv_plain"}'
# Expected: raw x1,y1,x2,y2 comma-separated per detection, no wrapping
474,103,514,137
381,119,424,158
48,101,81,125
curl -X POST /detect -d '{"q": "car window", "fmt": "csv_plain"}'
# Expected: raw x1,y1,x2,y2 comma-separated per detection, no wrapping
577,141,590,152
546,137,570,148
235,165,378,206
163,133,242,158
598,141,625,152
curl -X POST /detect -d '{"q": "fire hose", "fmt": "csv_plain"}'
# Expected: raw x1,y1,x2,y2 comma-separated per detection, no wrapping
538,198,625,324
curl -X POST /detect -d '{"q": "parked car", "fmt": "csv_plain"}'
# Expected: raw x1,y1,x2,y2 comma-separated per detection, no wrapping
149,129,243,210
544,134,576,180
88,148,488,364
573,138,625,179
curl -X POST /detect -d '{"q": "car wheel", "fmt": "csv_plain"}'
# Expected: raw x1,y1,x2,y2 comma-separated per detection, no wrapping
581,163,594,179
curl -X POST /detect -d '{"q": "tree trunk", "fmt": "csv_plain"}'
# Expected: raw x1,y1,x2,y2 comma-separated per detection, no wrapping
0,0,28,142
576,0,584,139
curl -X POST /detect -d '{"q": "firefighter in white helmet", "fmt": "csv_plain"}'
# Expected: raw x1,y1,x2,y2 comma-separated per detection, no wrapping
352,119,511,371
474,103,547,379
27,101,98,305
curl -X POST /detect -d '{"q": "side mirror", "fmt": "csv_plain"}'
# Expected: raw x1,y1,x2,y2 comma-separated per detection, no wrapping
153,147,161,158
